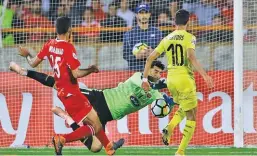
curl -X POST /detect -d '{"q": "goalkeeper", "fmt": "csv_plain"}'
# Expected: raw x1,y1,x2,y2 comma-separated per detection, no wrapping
9,60,175,152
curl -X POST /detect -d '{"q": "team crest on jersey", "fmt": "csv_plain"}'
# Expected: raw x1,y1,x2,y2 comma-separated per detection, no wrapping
130,95,140,107
73,53,78,59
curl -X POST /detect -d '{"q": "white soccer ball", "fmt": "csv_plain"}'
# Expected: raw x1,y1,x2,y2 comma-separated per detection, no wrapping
151,99,171,118
132,43,148,55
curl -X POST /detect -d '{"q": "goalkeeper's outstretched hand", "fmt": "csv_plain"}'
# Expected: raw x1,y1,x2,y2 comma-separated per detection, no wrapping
162,93,175,108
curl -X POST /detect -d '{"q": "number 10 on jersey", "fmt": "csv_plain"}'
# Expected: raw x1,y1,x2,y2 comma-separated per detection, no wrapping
167,44,184,66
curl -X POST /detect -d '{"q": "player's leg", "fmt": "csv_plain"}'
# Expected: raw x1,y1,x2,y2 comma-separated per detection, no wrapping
81,89,124,153
162,76,184,145
52,94,124,155
162,108,186,145
9,62,55,87
52,95,96,155
51,106,95,147
176,107,197,155
51,106,103,152
174,77,197,155
82,108,124,155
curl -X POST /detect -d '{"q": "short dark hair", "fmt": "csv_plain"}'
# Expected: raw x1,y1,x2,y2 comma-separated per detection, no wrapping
109,2,117,8
55,16,71,35
151,60,165,70
84,7,93,13
175,9,190,25
212,14,224,21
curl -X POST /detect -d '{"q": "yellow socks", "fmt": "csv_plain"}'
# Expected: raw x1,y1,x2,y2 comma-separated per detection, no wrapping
167,108,186,132
178,120,196,152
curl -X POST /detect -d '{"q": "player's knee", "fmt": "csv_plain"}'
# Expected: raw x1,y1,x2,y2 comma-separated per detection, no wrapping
90,145,102,153
185,108,196,121
90,139,103,153
92,123,102,134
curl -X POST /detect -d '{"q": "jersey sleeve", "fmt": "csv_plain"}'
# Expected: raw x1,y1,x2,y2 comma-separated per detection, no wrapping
152,90,163,100
65,45,81,70
37,42,49,59
129,72,143,87
186,35,196,50
154,38,165,55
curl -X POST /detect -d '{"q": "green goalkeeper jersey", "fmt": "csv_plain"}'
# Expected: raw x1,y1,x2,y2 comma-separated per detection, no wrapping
103,72,163,120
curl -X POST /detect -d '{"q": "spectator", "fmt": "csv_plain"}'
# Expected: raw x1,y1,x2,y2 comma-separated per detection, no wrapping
100,2,126,42
1,1,15,46
191,0,220,25
182,0,201,13
91,0,106,22
117,0,135,27
49,0,82,26
78,7,100,42
9,1,26,44
86,0,115,13
172,0,219,25
123,4,163,71
132,0,176,24
22,0,52,42
157,10,173,27
204,15,233,42
187,14,199,36
157,10,173,36
48,0,68,19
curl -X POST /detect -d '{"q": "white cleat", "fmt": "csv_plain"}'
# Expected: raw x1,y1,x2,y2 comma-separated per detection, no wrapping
9,62,27,76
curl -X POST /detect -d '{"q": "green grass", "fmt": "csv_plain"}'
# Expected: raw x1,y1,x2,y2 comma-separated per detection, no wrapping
0,147,257,155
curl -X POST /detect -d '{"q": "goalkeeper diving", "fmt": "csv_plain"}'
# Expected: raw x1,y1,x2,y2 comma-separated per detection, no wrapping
141,9,214,155
9,60,175,152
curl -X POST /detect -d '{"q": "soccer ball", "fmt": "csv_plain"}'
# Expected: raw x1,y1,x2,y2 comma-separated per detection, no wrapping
151,99,171,118
132,43,148,55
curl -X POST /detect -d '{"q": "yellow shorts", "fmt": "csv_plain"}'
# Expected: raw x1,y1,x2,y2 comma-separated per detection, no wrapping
167,74,197,111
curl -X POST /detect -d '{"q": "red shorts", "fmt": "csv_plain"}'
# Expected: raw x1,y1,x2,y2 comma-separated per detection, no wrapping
59,92,92,124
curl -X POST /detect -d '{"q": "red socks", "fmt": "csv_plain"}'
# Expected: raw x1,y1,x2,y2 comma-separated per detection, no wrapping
62,124,110,148
95,129,110,148
63,125,94,143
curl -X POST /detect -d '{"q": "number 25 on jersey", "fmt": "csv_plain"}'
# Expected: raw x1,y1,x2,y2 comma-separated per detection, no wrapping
50,55,61,78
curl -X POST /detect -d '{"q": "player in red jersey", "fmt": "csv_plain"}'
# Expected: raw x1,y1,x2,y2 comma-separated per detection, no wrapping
17,16,124,155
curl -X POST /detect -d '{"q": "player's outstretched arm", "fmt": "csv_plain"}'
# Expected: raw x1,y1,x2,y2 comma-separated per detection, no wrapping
142,50,160,91
188,48,214,88
18,46,43,68
71,65,99,78
9,62,55,88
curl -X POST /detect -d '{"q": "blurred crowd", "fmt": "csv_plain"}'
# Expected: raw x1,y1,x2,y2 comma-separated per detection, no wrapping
0,0,256,45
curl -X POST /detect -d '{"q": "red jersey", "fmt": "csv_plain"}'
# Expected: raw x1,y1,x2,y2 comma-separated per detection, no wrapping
37,39,81,95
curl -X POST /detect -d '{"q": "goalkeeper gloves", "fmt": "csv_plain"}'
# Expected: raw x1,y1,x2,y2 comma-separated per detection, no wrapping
152,78,167,90
162,93,175,108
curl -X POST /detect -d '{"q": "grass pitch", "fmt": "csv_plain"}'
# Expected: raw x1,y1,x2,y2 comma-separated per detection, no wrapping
0,147,257,155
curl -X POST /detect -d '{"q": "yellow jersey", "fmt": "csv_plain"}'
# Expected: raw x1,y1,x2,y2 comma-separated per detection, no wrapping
155,30,196,75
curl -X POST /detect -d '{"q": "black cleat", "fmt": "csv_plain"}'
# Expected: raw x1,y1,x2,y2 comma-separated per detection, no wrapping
162,128,170,146
113,138,125,150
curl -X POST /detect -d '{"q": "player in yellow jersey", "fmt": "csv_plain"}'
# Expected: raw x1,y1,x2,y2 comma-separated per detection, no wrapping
141,9,213,155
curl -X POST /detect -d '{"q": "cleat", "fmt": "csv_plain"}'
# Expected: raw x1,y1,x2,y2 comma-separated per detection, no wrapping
105,142,115,155
52,135,65,155
9,62,27,76
105,138,125,155
162,126,172,146
175,149,185,156
113,138,125,150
